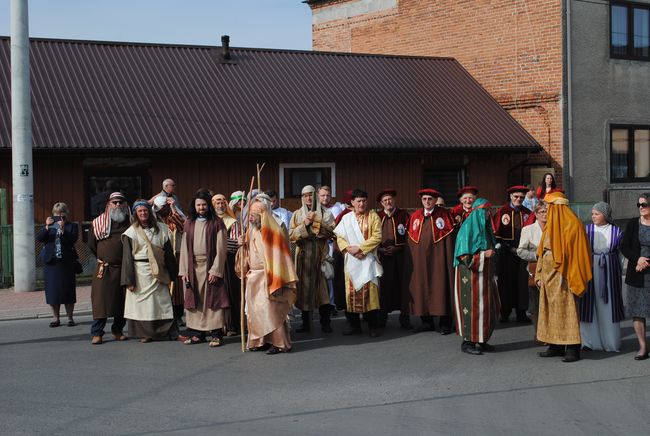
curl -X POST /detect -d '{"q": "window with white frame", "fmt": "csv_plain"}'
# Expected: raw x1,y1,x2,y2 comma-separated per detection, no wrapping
279,163,336,199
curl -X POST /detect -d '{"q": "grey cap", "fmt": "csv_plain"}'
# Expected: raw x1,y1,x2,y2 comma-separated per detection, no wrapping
592,201,613,223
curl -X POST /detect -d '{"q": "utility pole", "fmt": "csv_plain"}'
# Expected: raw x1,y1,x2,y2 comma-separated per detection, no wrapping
11,0,35,292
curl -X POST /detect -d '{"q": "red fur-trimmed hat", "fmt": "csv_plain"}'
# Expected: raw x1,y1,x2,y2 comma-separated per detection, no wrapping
507,185,528,194
456,186,478,197
376,188,397,202
417,188,441,197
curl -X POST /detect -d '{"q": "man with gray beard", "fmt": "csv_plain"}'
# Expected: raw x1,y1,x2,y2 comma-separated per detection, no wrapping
88,192,131,344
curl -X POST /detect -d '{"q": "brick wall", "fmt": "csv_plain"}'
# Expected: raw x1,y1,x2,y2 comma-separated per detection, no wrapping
310,0,564,184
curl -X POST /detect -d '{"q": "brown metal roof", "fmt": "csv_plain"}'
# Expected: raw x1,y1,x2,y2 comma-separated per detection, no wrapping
0,37,540,151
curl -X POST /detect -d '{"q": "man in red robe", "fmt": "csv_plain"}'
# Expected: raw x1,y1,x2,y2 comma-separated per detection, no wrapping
407,188,456,334
376,189,411,329
451,186,478,225
493,185,532,323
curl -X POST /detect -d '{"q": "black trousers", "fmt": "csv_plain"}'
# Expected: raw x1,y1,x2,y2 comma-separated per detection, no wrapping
346,310,380,329
91,316,126,337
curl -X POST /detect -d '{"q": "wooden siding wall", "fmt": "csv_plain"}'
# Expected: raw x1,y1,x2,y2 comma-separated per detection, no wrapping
0,150,528,224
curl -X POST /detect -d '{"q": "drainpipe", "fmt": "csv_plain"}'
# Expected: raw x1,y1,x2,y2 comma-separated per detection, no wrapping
565,0,574,199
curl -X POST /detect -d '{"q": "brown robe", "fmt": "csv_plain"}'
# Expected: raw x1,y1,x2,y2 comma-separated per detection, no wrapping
88,220,129,319
494,204,531,315
378,209,410,313
179,220,228,332
407,216,455,316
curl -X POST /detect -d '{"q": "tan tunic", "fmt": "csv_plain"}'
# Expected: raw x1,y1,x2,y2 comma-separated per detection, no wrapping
536,235,581,344
179,220,226,332
289,207,334,310
242,227,294,350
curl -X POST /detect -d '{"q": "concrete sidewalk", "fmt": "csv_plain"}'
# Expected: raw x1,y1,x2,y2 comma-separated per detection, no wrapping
0,285,92,321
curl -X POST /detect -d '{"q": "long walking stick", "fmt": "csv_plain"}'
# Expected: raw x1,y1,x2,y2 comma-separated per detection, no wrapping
240,176,255,352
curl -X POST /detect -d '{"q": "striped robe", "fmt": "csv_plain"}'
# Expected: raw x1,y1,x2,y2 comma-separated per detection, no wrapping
454,252,500,343
579,224,624,323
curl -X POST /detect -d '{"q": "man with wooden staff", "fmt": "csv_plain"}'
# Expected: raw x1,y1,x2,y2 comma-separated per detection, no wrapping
289,185,336,333
236,199,297,354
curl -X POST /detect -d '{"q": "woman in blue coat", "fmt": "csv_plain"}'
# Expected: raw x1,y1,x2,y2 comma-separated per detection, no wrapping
35,202,79,327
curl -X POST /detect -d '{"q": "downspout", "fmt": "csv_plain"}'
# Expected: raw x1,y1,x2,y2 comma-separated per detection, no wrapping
565,0,574,199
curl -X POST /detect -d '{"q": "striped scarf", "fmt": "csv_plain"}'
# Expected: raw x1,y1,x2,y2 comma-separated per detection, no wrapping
259,211,298,295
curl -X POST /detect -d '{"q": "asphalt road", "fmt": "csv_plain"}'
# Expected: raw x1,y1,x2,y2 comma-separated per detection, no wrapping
1,314,648,435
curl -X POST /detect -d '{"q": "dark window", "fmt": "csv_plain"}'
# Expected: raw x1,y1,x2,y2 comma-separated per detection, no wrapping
422,169,464,205
84,158,151,219
611,3,650,60
282,166,333,198
611,126,650,182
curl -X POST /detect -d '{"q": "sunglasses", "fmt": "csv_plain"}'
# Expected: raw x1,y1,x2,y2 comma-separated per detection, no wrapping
111,200,125,205
638,202,649,208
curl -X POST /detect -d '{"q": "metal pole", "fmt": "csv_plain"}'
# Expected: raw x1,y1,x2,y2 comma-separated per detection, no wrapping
11,0,35,292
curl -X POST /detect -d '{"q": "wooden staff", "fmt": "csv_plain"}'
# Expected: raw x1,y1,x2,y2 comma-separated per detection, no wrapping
240,176,255,352
256,163,265,191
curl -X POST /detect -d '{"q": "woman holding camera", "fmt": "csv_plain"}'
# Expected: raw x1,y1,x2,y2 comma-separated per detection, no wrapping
36,202,79,327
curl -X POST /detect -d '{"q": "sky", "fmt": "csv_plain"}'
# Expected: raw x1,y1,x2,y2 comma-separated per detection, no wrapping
0,0,313,50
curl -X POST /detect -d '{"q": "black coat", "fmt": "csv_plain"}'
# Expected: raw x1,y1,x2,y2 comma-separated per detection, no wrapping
620,218,648,288
36,221,79,263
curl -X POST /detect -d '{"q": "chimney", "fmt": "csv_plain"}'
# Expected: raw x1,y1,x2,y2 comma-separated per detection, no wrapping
221,35,230,61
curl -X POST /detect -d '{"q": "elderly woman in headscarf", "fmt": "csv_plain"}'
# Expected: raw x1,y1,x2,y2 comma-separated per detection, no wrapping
453,198,500,355
579,202,624,352
535,191,592,362
289,185,336,333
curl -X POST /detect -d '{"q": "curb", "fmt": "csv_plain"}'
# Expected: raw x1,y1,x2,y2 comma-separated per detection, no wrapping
0,308,92,322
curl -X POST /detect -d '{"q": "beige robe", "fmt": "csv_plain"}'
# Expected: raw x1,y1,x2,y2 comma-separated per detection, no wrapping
536,235,581,344
179,220,227,332
123,224,174,321
239,227,295,350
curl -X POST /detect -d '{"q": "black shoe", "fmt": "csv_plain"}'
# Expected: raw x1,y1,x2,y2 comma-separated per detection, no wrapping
321,324,333,333
461,341,482,355
266,346,285,355
342,326,362,336
478,342,495,352
249,343,271,352
562,347,581,363
538,346,565,358
516,315,532,324
582,346,592,352
634,352,649,361
439,327,452,336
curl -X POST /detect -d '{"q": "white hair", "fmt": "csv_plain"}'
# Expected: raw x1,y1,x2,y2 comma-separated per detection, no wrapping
162,178,175,189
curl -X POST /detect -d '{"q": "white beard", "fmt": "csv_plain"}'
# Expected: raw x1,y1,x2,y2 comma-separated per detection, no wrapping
110,208,128,223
